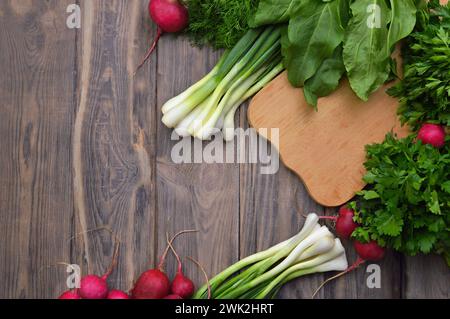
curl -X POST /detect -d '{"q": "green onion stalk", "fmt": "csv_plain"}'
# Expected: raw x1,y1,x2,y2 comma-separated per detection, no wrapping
193,214,349,299
161,26,285,141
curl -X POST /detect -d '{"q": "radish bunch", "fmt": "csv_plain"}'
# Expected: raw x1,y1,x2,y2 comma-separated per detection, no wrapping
58,230,198,300
320,206,385,265
131,231,197,300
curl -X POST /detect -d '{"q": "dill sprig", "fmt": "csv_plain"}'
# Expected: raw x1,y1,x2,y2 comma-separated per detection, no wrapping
185,0,259,49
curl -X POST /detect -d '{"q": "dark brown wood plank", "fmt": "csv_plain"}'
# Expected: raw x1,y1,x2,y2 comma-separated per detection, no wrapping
155,37,240,287
72,0,157,292
404,255,450,299
0,0,76,298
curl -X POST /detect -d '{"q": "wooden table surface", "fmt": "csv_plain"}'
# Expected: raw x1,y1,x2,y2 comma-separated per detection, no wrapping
0,0,448,299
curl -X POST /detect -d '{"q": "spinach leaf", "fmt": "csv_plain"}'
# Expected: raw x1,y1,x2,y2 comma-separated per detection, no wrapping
343,0,392,101
303,46,346,107
283,0,347,87
386,0,417,53
344,0,417,101
251,0,303,27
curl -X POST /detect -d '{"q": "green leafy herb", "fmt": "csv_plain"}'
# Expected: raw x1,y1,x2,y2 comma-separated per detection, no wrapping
252,0,418,105
352,134,450,265
185,0,259,49
303,46,346,107
388,0,450,129
251,0,302,27
281,0,347,87
343,0,417,101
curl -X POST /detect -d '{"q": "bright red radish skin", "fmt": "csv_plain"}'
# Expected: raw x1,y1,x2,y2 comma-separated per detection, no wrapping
354,240,386,261
131,230,197,299
171,272,195,299
417,123,446,148
336,207,359,239
79,274,109,299
319,206,359,239
164,294,183,299
150,0,188,33
107,290,130,299
131,269,171,299
167,235,195,299
58,290,81,299
135,0,189,73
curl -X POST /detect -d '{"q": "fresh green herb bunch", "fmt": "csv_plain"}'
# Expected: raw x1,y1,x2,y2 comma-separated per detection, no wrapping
388,0,450,130
185,0,259,49
352,134,450,265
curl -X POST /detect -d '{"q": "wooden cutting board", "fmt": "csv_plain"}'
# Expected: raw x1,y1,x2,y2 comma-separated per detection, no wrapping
248,73,410,207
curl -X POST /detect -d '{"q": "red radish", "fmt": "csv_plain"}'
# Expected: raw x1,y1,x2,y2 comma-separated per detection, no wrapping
58,290,81,299
167,238,195,299
78,229,121,299
135,0,189,73
354,240,385,261
312,238,386,298
79,275,109,299
164,294,183,299
131,230,197,299
319,206,359,239
132,269,171,299
417,123,446,148
107,289,130,299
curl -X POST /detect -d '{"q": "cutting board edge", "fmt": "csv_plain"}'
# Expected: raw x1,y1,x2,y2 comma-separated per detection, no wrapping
247,105,363,207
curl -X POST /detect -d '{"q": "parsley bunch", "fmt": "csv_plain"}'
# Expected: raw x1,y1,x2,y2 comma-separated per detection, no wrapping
388,0,450,130
352,134,450,265
185,0,259,49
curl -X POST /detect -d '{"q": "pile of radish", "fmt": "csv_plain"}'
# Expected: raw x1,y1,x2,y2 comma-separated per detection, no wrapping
58,231,197,300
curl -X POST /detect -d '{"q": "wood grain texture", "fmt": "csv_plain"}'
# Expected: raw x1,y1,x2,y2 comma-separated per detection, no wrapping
0,0,448,299
248,72,410,207
155,35,240,286
403,255,450,299
0,0,76,298
72,0,157,291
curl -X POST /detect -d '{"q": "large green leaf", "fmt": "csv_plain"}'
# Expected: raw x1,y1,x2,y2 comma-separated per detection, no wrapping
303,46,346,107
344,0,417,101
251,0,303,27
386,0,417,53
343,0,392,101
283,0,347,87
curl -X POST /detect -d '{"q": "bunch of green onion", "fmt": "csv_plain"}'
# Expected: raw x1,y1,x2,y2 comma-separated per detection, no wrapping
161,27,284,141
193,214,348,299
